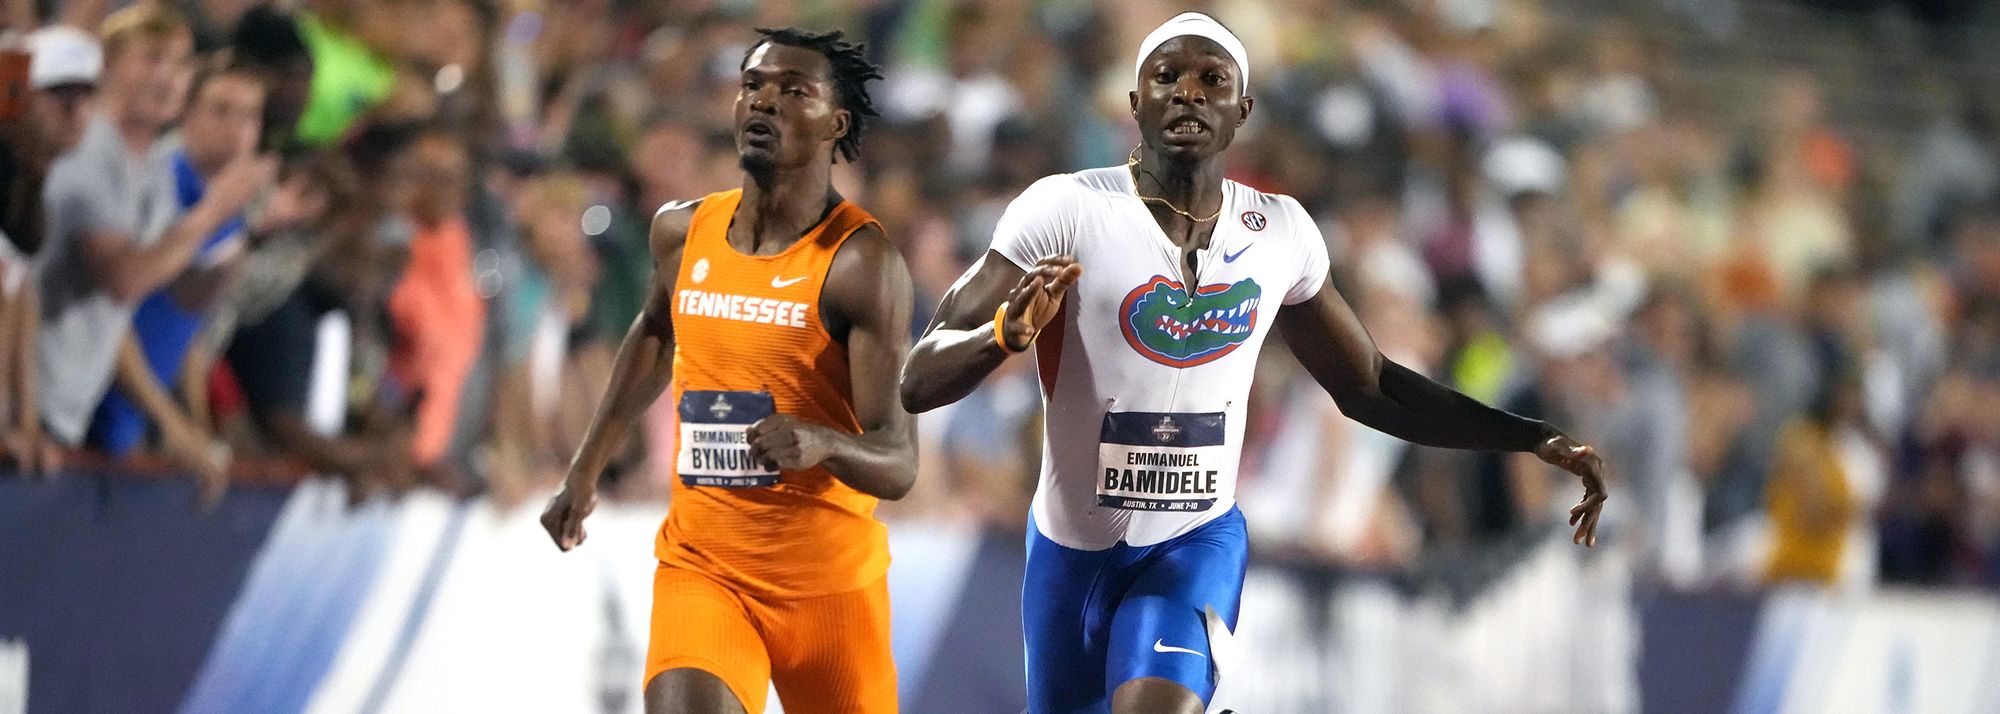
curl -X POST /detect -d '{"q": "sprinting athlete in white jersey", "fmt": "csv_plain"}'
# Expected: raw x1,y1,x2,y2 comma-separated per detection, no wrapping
899,12,1609,714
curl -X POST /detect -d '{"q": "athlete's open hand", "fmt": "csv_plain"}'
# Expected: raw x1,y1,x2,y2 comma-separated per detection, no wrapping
540,481,596,551
746,414,835,472
999,256,1082,351
1538,433,1608,547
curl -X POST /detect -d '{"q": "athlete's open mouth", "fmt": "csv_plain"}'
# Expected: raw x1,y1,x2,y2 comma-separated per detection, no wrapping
1151,296,1258,340
1165,116,1209,137
742,119,778,142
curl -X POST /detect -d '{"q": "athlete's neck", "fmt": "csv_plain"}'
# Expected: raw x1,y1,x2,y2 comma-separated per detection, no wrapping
1131,146,1225,218
734,163,839,255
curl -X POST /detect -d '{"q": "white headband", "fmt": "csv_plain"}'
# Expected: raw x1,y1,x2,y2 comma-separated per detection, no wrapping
1134,12,1249,92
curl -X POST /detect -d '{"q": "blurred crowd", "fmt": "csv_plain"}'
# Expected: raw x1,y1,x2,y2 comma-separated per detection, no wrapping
2,0,1997,597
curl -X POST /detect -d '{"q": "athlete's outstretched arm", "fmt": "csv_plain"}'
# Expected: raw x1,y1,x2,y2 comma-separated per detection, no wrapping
745,225,919,500
540,206,692,551
1276,270,1608,546
900,251,1080,413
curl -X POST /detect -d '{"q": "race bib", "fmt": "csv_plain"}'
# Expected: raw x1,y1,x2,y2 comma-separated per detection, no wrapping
677,390,779,487
1097,411,1228,512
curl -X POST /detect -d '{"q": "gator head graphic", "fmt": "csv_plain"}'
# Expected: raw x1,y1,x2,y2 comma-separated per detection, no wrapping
1119,276,1262,367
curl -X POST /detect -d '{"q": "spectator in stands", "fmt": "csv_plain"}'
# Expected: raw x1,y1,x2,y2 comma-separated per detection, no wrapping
194,149,357,375
629,116,706,214
621,113,733,355
229,5,315,151
1418,281,1536,549
1765,356,1882,591
1,26,101,474
485,171,598,505
881,1,1025,178
1878,342,1989,586
167,0,255,52
1572,23,1658,138
222,154,417,499
1891,80,1997,257
384,129,486,477
1438,279,1515,405
1883,204,2000,583
0,241,44,474
1705,168,1825,565
3,26,99,257
1734,74,1856,305
1411,125,1526,313
36,4,272,482
1,0,26,32
1618,285,1705,584
292,0,402,146
88,58,268,492
921,357,1041,525
1946,203,2000,319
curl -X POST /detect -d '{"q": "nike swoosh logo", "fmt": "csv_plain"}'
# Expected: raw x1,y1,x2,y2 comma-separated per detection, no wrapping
1222,245,1251,263
1153,639,1206,658
771,276,808,288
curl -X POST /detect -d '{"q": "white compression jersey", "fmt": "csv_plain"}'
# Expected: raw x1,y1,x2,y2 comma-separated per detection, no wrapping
990,167,1331,550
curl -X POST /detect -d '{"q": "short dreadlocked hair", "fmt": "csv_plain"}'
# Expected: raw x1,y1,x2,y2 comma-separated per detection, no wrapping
745,27,883,163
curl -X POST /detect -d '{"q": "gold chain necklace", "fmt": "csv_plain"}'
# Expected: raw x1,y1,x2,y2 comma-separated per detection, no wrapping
1126,147,1222,223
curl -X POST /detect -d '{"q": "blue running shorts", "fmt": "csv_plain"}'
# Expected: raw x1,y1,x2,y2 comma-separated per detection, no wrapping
1022,507,1248,713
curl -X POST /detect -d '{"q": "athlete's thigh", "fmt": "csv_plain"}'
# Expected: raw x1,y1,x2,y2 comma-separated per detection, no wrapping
763,577,898,713
647,563,772,713
647,668,750,714
1104,511,1249,706
1024,519,1121,714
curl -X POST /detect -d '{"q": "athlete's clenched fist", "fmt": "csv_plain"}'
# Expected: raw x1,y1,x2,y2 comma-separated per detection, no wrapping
746,414,838,472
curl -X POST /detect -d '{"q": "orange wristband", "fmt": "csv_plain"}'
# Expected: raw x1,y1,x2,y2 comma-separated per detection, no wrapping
994,302,1024,353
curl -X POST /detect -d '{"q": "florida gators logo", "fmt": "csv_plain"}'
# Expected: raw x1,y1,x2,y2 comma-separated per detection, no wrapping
1119,276,1262,367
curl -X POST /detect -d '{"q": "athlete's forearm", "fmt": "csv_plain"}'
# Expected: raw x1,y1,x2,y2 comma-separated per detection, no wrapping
565,313,673,489
1336,358,1553,452
819,428,917,500
899,326,1012,413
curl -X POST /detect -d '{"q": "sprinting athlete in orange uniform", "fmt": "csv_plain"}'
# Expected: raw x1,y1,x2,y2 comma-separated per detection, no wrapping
541,27,913,714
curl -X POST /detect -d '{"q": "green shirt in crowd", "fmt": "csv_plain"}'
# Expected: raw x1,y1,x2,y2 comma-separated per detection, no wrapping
295,13,396,147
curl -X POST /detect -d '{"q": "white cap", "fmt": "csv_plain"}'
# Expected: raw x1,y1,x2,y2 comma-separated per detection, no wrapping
26,25,101,89
1484,136,1564,197
1527,293,1617,360
1134,12,1249,92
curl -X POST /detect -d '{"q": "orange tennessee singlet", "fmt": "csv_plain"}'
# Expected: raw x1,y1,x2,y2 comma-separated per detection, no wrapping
657,189,888,599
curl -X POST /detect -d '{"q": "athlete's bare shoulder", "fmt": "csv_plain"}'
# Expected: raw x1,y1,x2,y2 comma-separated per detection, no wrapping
829,221,894,273
822,221,910,338
650,198,704,258
642,199,703,319
827,222,897,294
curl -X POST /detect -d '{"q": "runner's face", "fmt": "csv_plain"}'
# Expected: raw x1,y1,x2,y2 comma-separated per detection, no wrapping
734,43,849,173
1129,36,1251,163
